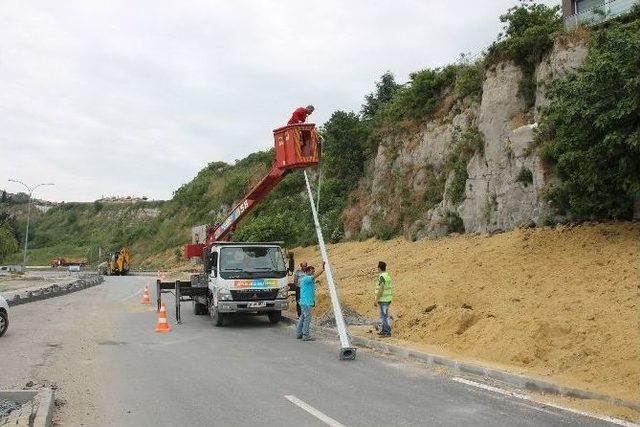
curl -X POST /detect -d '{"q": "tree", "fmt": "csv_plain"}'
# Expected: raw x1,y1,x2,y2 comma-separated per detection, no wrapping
488,0,562,107
538,16,640,219
0,226,19,262
321,111,368,185
361,72,400,120
0,212,20,241
11,192,29,204
0,191,6,203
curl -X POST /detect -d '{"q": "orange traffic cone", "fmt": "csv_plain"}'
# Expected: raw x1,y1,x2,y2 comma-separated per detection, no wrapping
155,302,171,333
140,285,151,305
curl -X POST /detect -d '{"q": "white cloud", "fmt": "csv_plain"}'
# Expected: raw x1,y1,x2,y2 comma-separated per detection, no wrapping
0,0,559,201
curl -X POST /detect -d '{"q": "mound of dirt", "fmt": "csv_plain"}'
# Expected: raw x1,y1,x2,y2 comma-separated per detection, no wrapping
293,222,639,402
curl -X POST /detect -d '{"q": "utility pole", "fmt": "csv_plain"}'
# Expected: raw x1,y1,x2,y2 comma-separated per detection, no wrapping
7,179,54,270
304,171,356,360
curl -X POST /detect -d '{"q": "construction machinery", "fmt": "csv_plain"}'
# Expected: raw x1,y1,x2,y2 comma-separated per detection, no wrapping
106,247,131,276
50,257,87,268
157,123,320,326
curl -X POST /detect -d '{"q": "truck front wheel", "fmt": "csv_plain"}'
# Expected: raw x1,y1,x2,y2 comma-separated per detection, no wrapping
268,310,281,324
209,301,225,327
193,301,207,315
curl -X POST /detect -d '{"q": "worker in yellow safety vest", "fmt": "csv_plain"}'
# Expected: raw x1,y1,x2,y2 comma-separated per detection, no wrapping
374,261,393,337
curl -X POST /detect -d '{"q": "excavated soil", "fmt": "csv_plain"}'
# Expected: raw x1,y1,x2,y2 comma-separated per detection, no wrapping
293,222,639,403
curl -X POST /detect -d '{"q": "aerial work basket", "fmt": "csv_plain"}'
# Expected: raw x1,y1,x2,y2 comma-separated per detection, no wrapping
273,123,320,170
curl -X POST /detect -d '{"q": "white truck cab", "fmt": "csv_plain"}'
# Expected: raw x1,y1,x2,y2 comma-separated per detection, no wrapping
191,242,292,326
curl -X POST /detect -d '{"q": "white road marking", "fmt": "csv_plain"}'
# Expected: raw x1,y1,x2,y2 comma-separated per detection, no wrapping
284,395,346,427
452,377,639,427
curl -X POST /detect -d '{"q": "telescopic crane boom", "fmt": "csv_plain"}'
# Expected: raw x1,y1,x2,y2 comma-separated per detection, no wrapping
184,123,320,259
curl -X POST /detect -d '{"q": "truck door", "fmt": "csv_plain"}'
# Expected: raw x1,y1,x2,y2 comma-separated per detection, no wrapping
204,250,217,275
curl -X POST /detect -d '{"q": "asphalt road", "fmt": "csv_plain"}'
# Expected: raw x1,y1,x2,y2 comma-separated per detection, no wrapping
0,276,622,426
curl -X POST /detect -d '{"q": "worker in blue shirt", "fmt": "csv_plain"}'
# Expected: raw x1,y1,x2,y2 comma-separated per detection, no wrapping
292,262,308,317
296,262,325,341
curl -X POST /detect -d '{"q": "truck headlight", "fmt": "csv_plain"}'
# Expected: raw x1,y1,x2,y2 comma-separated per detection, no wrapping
277,286,289,299
218,289,233,301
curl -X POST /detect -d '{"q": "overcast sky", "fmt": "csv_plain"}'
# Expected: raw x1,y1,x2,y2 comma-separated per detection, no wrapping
0,0,558,202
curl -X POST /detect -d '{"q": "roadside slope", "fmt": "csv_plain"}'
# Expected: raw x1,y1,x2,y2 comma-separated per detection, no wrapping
293,222,639,402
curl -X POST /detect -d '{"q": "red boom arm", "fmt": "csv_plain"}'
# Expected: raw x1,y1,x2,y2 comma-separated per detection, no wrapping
184,123,320,258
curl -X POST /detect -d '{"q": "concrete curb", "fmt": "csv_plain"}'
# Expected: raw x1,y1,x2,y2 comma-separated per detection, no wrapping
6,274,104,307
32,388,54,427
281,314,640,412
0,388,55,427
129,271,160,277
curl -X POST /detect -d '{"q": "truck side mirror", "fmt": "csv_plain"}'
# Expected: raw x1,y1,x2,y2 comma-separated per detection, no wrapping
288,252,295,273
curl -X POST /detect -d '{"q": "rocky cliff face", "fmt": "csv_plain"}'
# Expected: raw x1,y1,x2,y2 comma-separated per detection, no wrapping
344,39,588,239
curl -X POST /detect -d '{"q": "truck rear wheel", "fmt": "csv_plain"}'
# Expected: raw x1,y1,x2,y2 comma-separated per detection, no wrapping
0,310,8,337
268,310,281,324
209,301,225,327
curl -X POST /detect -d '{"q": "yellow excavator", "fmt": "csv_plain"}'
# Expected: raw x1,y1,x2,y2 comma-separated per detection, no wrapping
106,248,131,276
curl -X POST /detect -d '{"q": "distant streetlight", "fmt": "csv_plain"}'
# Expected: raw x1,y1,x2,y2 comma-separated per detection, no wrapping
7,179,54,270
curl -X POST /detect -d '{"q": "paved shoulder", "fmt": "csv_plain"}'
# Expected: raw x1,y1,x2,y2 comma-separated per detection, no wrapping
0,276,622,426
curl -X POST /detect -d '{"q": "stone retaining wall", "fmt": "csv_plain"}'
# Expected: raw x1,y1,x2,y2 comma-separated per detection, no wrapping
6,274,103,306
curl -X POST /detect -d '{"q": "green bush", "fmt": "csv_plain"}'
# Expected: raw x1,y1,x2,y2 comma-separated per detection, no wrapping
447,156,469,206
541,215,557,227
220,174,250,207
445,126,484,205
516,167,534,186
460,126,485,156
379,66,458,127
483,193,498,222
361,72,400,120
234,213,297,245
7,192,29,204
322,111,369,186
445,211,465,233
423,166,446,209
454,62,484,100
319,208,345,244
0,212,20,242
0,226,19,262
66,211,78,225
537,15,640,219
373,222,397,241
488,0,562,107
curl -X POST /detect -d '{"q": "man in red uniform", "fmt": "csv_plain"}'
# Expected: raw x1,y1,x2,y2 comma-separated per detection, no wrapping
287,105,314,125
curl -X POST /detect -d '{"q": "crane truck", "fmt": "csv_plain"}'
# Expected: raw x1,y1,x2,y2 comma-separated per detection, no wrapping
157,122,320,326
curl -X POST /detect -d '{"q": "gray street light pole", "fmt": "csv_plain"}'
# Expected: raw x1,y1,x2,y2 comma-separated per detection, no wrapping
7,179,54,270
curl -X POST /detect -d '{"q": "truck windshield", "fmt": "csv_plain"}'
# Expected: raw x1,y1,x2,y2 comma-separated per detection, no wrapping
219,246,287,279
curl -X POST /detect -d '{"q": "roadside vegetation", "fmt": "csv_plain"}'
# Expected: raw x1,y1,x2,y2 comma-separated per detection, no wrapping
1,2,638,266
487,0,562,107
537,5,640,219
0,209,23,263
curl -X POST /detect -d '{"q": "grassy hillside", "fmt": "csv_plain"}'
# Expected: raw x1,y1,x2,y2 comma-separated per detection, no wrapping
2,200,164,265
1,150,319,268
130,151,321,269
2,2,638,268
